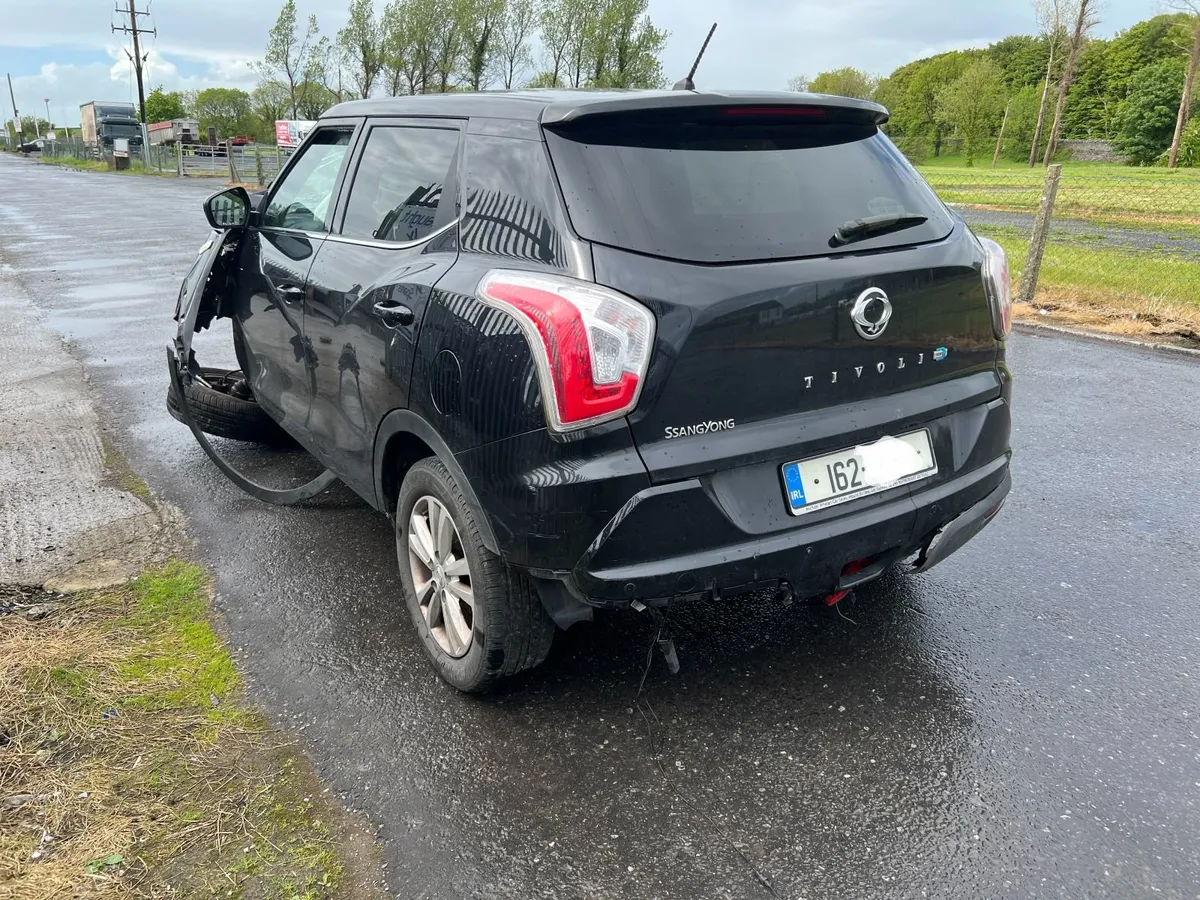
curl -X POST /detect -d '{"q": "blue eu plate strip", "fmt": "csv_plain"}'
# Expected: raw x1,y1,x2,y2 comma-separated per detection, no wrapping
783,463,807,511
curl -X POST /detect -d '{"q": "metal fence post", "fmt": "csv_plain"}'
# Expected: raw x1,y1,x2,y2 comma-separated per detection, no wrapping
176,140,183,177
1020,163,1062,305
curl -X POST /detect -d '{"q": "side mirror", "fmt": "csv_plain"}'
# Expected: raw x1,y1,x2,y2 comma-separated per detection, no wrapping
204,186,251,230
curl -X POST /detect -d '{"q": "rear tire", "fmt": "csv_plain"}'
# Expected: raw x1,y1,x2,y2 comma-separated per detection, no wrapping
396,457,555,692
166,366,292,445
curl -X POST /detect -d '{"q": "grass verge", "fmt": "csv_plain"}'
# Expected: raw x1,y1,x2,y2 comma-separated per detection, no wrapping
967,224,1200,346
37,156,175,177
0,563,380,900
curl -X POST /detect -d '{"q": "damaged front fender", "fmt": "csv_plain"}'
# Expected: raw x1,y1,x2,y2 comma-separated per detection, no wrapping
169,222,337,506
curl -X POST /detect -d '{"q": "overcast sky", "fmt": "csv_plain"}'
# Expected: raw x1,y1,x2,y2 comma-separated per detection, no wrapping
2,0,1156,127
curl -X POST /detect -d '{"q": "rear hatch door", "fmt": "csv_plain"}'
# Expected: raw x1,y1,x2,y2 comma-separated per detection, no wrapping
543,101,1000,483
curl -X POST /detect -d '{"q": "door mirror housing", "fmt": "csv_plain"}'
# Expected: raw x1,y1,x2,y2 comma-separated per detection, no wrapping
204,187,251,230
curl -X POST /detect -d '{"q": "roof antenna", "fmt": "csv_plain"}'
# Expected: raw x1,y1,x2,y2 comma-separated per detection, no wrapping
673,23,717,91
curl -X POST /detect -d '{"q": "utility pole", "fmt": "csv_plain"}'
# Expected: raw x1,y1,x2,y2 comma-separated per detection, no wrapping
6,73,23,147
112,0,156,127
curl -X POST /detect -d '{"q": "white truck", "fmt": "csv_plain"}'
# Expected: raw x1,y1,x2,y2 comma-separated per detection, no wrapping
148,118,200,146
79,101,143,150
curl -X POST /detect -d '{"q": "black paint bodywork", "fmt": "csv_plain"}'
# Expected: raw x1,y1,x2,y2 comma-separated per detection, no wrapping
183,90,1013,615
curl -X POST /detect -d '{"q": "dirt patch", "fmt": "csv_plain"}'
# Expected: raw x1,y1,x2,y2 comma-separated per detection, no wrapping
0,564,385,900
1016,288,1200,350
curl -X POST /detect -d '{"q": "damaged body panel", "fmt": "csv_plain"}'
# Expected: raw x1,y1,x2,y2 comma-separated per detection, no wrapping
164,90,1013,691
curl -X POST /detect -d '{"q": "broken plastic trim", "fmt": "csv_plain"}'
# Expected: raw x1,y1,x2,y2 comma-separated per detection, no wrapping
167,349,338,505
169,223,336,506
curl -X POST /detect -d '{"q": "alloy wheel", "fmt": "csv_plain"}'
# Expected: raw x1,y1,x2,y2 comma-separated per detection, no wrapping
406,495,474,658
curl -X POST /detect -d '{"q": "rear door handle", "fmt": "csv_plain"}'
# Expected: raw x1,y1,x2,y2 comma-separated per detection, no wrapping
276,284,304,303
373,301,414,328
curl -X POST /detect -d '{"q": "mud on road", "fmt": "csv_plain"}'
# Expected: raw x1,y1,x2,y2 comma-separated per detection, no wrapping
2,156,1199,899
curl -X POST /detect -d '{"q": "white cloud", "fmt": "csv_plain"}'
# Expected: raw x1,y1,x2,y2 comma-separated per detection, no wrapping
10,48,259,127
4,0,1162,125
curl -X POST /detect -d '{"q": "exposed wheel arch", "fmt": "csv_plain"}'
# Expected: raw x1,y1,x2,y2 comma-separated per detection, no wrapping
373,409,500,555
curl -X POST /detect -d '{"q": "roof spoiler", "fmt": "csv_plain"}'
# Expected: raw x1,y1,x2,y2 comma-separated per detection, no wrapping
540,93,889,128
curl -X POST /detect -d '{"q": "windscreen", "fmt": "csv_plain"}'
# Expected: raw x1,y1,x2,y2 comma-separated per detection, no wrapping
544,108,954,264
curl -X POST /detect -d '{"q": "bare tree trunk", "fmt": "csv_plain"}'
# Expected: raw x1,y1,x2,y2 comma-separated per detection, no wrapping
993,102,1011,168
1029,42,1056,167
1043,0,1091,167
1168,20,1200,170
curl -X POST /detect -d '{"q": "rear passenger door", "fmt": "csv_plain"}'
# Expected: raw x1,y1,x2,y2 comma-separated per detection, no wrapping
302,120,463,500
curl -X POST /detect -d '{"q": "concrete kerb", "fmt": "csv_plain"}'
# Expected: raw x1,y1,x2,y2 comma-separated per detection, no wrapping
0,269,182,591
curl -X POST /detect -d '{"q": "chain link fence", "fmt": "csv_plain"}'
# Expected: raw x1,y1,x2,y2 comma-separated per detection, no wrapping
923,164,1200,339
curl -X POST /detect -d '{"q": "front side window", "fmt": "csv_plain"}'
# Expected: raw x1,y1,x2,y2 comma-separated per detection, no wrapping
262,127,354,232
341,126,459,244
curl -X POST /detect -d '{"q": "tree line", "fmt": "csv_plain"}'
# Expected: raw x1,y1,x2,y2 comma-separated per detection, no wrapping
793,1,1200,168
137,0,667,145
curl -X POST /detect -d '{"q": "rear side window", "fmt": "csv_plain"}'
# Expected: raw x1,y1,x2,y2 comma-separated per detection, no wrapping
341,126,459,243
544,108,954,263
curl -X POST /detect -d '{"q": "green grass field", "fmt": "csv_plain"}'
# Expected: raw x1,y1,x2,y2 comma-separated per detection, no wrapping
915,156,1200,319
919,159,1200,221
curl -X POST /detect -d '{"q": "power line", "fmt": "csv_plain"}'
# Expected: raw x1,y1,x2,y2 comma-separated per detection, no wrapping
112,0,156,125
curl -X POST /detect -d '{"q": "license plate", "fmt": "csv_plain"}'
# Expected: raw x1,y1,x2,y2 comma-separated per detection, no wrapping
781,430,937,516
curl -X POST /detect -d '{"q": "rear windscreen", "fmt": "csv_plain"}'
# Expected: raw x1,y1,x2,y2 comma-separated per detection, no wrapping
544,109,954,263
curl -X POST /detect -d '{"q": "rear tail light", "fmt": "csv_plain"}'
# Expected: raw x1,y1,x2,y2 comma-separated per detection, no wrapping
979,237,1012,340
477,270,656,433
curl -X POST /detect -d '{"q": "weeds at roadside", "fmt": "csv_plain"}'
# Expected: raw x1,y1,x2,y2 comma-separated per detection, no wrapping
0,563,375,900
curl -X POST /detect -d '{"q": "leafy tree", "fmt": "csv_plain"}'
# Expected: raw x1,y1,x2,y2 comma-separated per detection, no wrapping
296,82,339,118
380,0,414,95
430,0,467,92
590,0,666,88
193,87,255,139
1059,38,1112,138
1112,58,1187,164
19,116,51,137
145,85,186,123
260,0,320,118
989,33,1055,90
1043,0,1100,165
936,59,1007,166
495,0,537,88
460,0,506,91
251,80,291,132
1002,83,1048,160
538,0,574,87
810,67,878,100
525,70,562,88
1023,0,1067,165
538,0,665,90
339,0,384,98
895,51,980,156
1166,1,1200,168
307,35,349,101
1167,114,1200,166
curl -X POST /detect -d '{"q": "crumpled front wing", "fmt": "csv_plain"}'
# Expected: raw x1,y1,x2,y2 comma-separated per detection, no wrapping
168,227,336,505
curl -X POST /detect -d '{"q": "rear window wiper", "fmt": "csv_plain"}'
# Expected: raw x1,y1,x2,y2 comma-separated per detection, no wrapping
830,213,929,247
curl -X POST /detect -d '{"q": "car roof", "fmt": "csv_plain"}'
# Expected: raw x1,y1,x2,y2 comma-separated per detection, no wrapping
323,89,889,126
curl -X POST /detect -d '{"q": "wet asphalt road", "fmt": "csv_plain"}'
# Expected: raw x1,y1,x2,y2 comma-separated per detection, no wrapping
2,156,1199,900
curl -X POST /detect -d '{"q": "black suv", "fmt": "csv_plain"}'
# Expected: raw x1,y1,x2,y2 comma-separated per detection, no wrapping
170,90,1013,692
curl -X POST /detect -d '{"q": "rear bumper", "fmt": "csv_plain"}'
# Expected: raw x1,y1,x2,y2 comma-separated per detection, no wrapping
559,391,1012,606
567,453,1010,606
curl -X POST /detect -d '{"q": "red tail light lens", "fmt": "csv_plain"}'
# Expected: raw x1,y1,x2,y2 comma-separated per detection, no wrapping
477,270,656,433
979,237,1012,339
